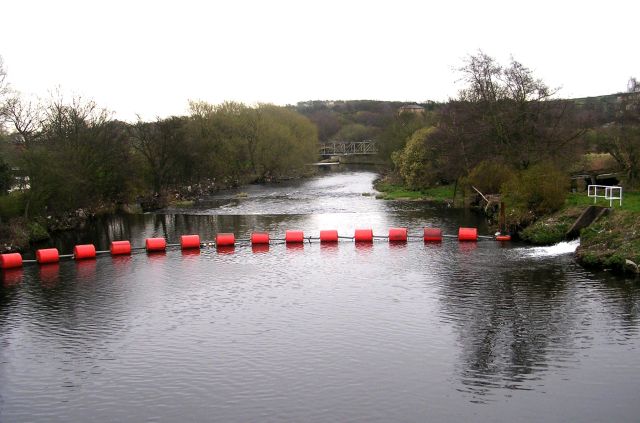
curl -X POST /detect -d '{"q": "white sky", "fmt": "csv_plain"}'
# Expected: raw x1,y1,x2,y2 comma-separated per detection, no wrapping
1,0,638,121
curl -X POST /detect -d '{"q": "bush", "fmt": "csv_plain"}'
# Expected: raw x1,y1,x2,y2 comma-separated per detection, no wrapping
0,191,25,221
502,163,570,218
392,126,440,189
466,161,515,194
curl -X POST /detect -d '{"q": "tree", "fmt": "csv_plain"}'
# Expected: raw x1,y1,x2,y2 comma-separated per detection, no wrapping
130,116,186,193
454,51,584,170
0,56,9,106
392,127,442,188
22,96,135,213
595,93,640,187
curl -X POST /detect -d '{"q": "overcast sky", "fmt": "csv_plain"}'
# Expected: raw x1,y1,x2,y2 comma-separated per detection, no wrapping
1,0,638,121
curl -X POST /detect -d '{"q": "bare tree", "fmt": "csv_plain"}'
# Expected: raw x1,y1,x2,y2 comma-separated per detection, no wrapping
0,56,11,125
3,95,43,146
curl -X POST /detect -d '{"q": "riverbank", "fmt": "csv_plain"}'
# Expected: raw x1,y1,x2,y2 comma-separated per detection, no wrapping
0,169,319,253
374,174,640,276
373,175,461,205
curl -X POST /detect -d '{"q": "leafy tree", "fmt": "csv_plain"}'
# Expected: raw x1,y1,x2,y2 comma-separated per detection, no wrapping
391,127,445,188
130,116,187,193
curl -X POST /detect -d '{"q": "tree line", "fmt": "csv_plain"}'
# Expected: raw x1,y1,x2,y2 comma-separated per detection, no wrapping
0,58,318,219
383,52,639,221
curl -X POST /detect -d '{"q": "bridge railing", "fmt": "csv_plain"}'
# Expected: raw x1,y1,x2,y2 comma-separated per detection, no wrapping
319,140,378,156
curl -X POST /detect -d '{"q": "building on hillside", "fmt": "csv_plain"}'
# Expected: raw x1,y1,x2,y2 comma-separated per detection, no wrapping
398,104,425,116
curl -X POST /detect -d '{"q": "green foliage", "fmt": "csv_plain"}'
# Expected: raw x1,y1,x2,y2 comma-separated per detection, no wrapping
465,161,515,194
0,157,12,194
377,112,432,162
27,220,49,242
502,163,570,217
0,191,25,220
374,178,457,203
392,127,442,189
332,123,376,142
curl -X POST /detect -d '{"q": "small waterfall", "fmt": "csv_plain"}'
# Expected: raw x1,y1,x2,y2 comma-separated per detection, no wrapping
520,239,580,258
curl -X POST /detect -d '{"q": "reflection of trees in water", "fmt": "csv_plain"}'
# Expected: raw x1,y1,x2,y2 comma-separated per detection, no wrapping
440,260,585,401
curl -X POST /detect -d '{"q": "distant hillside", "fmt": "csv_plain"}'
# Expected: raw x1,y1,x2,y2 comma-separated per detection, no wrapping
294,100,441,142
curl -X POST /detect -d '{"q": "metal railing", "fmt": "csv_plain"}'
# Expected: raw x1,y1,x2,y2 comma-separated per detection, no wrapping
319,140,378,156
588,184,623,207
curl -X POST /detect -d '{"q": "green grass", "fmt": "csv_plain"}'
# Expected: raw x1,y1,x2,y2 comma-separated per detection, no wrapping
565,190,640,212
374,182,457,203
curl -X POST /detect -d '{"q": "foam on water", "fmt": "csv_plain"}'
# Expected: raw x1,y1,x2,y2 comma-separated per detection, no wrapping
520,239,580,258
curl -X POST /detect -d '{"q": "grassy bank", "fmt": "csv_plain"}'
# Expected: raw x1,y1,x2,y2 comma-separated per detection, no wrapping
374,178,459,204
521,191,640,245
576,209,640,274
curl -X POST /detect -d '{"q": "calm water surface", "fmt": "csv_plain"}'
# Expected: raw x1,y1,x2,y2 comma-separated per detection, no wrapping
1,167,639,422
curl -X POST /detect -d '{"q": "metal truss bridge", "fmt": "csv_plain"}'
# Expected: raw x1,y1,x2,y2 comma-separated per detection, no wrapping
319,140,378,156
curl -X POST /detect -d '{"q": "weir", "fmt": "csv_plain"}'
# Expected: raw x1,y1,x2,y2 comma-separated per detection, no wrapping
566,205,609,239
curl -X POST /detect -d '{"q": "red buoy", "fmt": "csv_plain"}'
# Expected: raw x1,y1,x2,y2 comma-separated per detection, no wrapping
251,232,270,245
0,253,23,269
216,233,235,247
458,227,478,242
73,244,96,260
496,235,511,241
285,230,304,243
146,237,167,252
110,240,131,255
423,228,442,242
36,248,59,264
388,228,407,242
180,234,201,249
354,228,373,243
320,230,338,243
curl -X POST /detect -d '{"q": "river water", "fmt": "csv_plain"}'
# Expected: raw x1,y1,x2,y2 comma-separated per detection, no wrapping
1,166,639,422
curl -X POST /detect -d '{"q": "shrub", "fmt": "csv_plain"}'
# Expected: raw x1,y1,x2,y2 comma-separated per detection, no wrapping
465,161,515,194
502,163,569,218
392,126,440,189
0,191,25,221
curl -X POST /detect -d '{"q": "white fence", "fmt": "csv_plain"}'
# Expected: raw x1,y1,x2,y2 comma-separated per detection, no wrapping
587,185,623,207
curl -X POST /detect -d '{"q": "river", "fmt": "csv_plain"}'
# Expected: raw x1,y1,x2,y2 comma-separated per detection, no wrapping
1,166,639,422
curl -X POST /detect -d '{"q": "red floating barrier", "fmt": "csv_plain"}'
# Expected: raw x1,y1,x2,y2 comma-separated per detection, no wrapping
388,227,407,242
0,253,23,269
496,235,511,241
216,233,235,247
423,228,442,242
354,228,373,243
36,248,59,264
73,244,96,260
146,237,167,252
458,227,478,242
181,234,201,249
110,240,131,255
285,230,304,243
251,232,270,245
320,230,338,243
